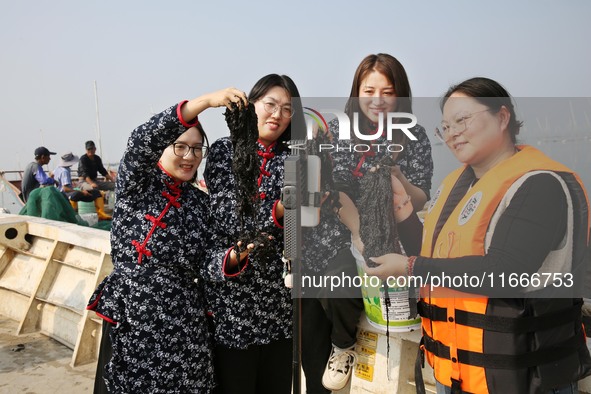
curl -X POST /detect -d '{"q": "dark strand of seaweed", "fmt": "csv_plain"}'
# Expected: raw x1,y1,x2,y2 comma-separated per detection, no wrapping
224,102,274,262
357,155,401,381
358,156,401,261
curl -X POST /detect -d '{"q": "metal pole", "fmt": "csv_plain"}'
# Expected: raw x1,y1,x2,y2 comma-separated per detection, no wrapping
93,81,104,160
283,148,304,394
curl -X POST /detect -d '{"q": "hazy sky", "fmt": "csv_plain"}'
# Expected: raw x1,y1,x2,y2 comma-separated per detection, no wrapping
1,0,590,174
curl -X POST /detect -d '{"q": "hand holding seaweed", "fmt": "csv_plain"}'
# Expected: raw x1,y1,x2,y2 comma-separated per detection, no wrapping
233,233,277,267
358,156,402,267
205,87,248,109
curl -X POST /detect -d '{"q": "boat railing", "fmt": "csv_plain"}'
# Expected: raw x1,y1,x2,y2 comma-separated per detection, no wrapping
0,214,112,367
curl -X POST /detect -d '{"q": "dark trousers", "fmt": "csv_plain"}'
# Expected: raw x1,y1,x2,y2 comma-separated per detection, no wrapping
93,321,113,394
66,188,101,202
301,247,364,394
213,338,293,394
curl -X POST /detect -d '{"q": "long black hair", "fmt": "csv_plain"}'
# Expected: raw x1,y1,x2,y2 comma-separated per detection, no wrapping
344,53,413,152
226,74,304,261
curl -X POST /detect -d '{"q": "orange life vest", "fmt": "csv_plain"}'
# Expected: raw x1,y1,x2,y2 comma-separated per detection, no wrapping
419,146,591,393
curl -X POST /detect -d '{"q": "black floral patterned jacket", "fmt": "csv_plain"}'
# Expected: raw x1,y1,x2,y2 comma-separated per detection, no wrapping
204,137,292,349
87,102,214,393
302,119,434,274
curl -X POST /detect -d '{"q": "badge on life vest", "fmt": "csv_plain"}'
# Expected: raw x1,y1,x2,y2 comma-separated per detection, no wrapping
458,191,482,225
428,185,443,213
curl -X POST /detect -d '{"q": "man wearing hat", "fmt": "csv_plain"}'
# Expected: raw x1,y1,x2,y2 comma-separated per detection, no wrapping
78,140,115,192
20,146,57,202
54,152,111,220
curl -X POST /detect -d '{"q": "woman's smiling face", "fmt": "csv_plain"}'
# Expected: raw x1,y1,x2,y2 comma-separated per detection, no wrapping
159,127,204,182
254,86,292,147
442,92,506,167
358,70,397,124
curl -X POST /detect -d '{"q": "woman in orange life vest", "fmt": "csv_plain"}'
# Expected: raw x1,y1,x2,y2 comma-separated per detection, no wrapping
364,77,591,394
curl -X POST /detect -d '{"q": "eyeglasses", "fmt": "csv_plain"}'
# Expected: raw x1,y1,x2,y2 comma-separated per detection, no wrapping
171,142,209,158
435,109,490,143
261,100,294,119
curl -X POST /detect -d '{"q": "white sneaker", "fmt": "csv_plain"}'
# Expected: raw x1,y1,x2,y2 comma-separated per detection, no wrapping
322,345,357,391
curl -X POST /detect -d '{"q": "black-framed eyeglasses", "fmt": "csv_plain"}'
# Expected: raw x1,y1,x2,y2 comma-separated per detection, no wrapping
171,142,209,158
435,109,490,143
261,100,294,119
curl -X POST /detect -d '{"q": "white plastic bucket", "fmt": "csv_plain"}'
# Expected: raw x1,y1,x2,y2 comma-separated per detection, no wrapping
79,213,98,227
351,244,421,333
105,190,115,211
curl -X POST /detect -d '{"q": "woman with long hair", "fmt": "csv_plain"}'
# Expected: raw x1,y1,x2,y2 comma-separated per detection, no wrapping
204,74,304,394
302,53,433,393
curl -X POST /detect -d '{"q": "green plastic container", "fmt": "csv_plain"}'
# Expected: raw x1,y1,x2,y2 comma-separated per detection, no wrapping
78,201,96,215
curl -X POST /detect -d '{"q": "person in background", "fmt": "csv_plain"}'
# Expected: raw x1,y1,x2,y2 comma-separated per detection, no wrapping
86,89,239,393
53,152,110,220
366,77,591,393
204,74,302,394
20,146,57,202
302,53,433,393
78,140,116,192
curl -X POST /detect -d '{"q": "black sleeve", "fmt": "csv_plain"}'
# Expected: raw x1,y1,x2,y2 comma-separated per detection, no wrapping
334,180,359,204
96,156,108,177
77,156,88,178
413,173,568,296
397,212,423,256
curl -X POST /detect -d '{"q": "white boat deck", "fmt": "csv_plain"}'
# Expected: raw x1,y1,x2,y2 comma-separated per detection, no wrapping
0,315,95,393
